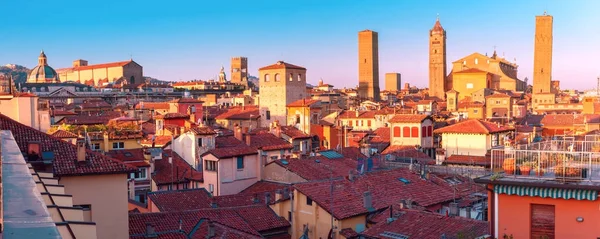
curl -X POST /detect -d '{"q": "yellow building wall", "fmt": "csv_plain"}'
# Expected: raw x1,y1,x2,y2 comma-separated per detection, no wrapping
486,97,512,118
92,68,108,82
441,133,488,156
453,72,489,100
60,174,129,239
107,67,124,81
467,106,485,119
258,66,307,127
79,69,94,82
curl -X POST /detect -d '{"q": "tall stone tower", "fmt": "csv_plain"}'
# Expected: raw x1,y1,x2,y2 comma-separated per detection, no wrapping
533,13,553,94
358,30,380,101
429,18,447,100
231,57,248,88
258,61,307,127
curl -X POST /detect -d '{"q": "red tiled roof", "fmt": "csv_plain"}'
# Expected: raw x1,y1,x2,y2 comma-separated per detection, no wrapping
361,208,489,239
258,61,306,70
270,156,358,181
52,110,77,116
339,147,368,160
248,132,293,151
0,113,133,176
57,60,132,72
190,126,217,135
51,130,79,139
540,114,588,128
434,119,513,134
214,107,260,120
382,145,433,162
216,135,244,148
294,168,456,219
204,145,257,159
240,181,291,195
152,150,203,185
135,102,170,110
106,149,150,168
445,154,490,167
389,114,430,123
339,228,359,238
156,113,190,119
141,135,172,147
280,126,311,139
57,115,114,125
141,122,156,135
286,98,320,107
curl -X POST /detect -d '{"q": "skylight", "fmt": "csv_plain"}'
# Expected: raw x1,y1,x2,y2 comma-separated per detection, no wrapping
397,178,410,184
380,231,409,239
124,152,133,157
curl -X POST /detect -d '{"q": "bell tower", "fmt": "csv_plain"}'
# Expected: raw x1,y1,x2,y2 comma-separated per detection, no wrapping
429,16,447,100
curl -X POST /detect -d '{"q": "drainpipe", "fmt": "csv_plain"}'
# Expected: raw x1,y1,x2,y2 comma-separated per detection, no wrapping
486,184,495,237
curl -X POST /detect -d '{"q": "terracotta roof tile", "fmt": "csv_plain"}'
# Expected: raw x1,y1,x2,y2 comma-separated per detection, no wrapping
286,99,320,107
270,156,358,181
294,168,456,219
434,119,513,134
382,145,433,163
204,146,257,159
258,61,306,70
361,208,489,239
240,181,292,195
0,113,134,176
106,149,150,168
248,132,293,151
214,106,260,120
339,147,368,160
445,154,490,167
135,102,170,110
156,113,190,119
389,114,430,123
280,126,311,139
51,110,77,116
190,126,217,135
50,129,79,139
57,60,132,72
152,150,203,185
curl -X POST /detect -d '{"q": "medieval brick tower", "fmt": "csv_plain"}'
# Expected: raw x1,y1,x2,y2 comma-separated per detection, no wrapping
231,57,248,88
358,30,380,101
429,17,447,100
533,13,553,94
532,13,554,111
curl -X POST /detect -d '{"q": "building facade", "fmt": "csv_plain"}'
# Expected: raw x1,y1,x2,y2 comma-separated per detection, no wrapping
57,59,143,86
358,30,380,101
258,61,307,127
429,18,447,99
385,72,401,91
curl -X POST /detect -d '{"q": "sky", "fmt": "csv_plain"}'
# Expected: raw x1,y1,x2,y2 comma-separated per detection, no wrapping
1,0,599,90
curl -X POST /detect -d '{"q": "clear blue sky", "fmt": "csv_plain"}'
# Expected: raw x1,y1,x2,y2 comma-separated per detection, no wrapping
1,0,598,90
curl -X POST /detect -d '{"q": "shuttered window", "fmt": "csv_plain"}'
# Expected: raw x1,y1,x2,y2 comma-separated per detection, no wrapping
403,127,410,137
411,127,419,138
393,127,401,137
531,204,555,238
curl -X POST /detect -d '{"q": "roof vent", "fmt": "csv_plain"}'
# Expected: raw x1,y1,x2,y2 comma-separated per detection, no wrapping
315,159,321,163
363,191,373,211
145,223,157,238
207,221,215,238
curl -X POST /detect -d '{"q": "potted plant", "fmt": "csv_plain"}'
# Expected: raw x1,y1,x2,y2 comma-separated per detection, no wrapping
534,164,545,176
503,158,516,175
519,162,532,176
554,163,582,178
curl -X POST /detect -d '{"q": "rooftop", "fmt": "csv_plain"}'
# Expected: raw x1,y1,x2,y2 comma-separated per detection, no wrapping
258,61,306,71
433,119,513,135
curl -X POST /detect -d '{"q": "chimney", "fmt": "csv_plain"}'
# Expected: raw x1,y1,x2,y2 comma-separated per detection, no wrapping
143,148,152,162
398,199,406,209
145,223,157,238
234,124,243,141
103,131,110,152
245,134,252,146
465,206,472,219
355,110,359,118
210,199,218,208
272,120,281,138
252,194,260,204
348,170,355,182
275,189,283,201
206,221,215,239
264,192,271,204
128,179,135,200
76,139,86,162
363,191,373,210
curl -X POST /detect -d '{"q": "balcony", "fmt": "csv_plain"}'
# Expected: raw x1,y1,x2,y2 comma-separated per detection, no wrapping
490,141,600,183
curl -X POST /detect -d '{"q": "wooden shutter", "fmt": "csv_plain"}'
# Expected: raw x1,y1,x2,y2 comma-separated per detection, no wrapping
393,127,401,137
531,204,555,239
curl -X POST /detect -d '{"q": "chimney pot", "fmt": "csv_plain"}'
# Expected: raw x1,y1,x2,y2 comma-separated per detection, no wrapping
363,191,372,210
76,139,86,162
207,221,215,238
245,134,251,146
264,192,271,204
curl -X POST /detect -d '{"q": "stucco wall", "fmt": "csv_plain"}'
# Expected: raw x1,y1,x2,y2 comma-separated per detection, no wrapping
60,174,129,239
441,133,488,156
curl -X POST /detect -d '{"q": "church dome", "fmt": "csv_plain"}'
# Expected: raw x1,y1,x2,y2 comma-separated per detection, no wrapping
27,50,59,83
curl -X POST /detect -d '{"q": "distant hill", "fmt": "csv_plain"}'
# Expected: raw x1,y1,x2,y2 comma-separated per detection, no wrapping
143,76,170,84
248,75,259,89
0,64,30,84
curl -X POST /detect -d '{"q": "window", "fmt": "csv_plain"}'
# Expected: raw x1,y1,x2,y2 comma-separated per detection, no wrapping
349,120,353,127
411,127,419,138
274,73,281,82
91,143,101,151
427,126,433,137
393,127,401,137
208,184,214,193
205,160,217,171
266,110,271,120
403,127,410,137
306,197,313,206
198,138,203,147
475,58,478,65
289,73,293,81
270,156,278,161
288,211,292,222
295,115,300,124
466,83,474,89
367,120,371,127
531,204,555,238
422,126,427,137
297,74,302,81
112,142,124,149
495,100,500,104
491,134,499,147
473,109,479,114
264,74,270,82
237,156,244,169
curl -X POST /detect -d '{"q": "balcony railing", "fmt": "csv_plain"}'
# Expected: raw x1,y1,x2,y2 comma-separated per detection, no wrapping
516,140,600,153
490,148,600,182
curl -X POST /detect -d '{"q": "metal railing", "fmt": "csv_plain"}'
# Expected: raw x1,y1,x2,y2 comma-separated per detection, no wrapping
490,148,600,181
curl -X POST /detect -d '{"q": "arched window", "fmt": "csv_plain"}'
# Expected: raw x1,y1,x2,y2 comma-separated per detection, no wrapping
475,58,479,65
393,127,401,137
403,127,410,137
428,126,433,137
274,74,281,82
289,73,293,81
130,76,135,84
297,74,302,81
264,74,270,82
411,127,419,138
422,126,427,137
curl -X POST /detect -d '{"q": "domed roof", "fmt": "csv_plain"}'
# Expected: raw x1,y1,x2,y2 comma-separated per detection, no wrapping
27,50,59,83
28,65,59,83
